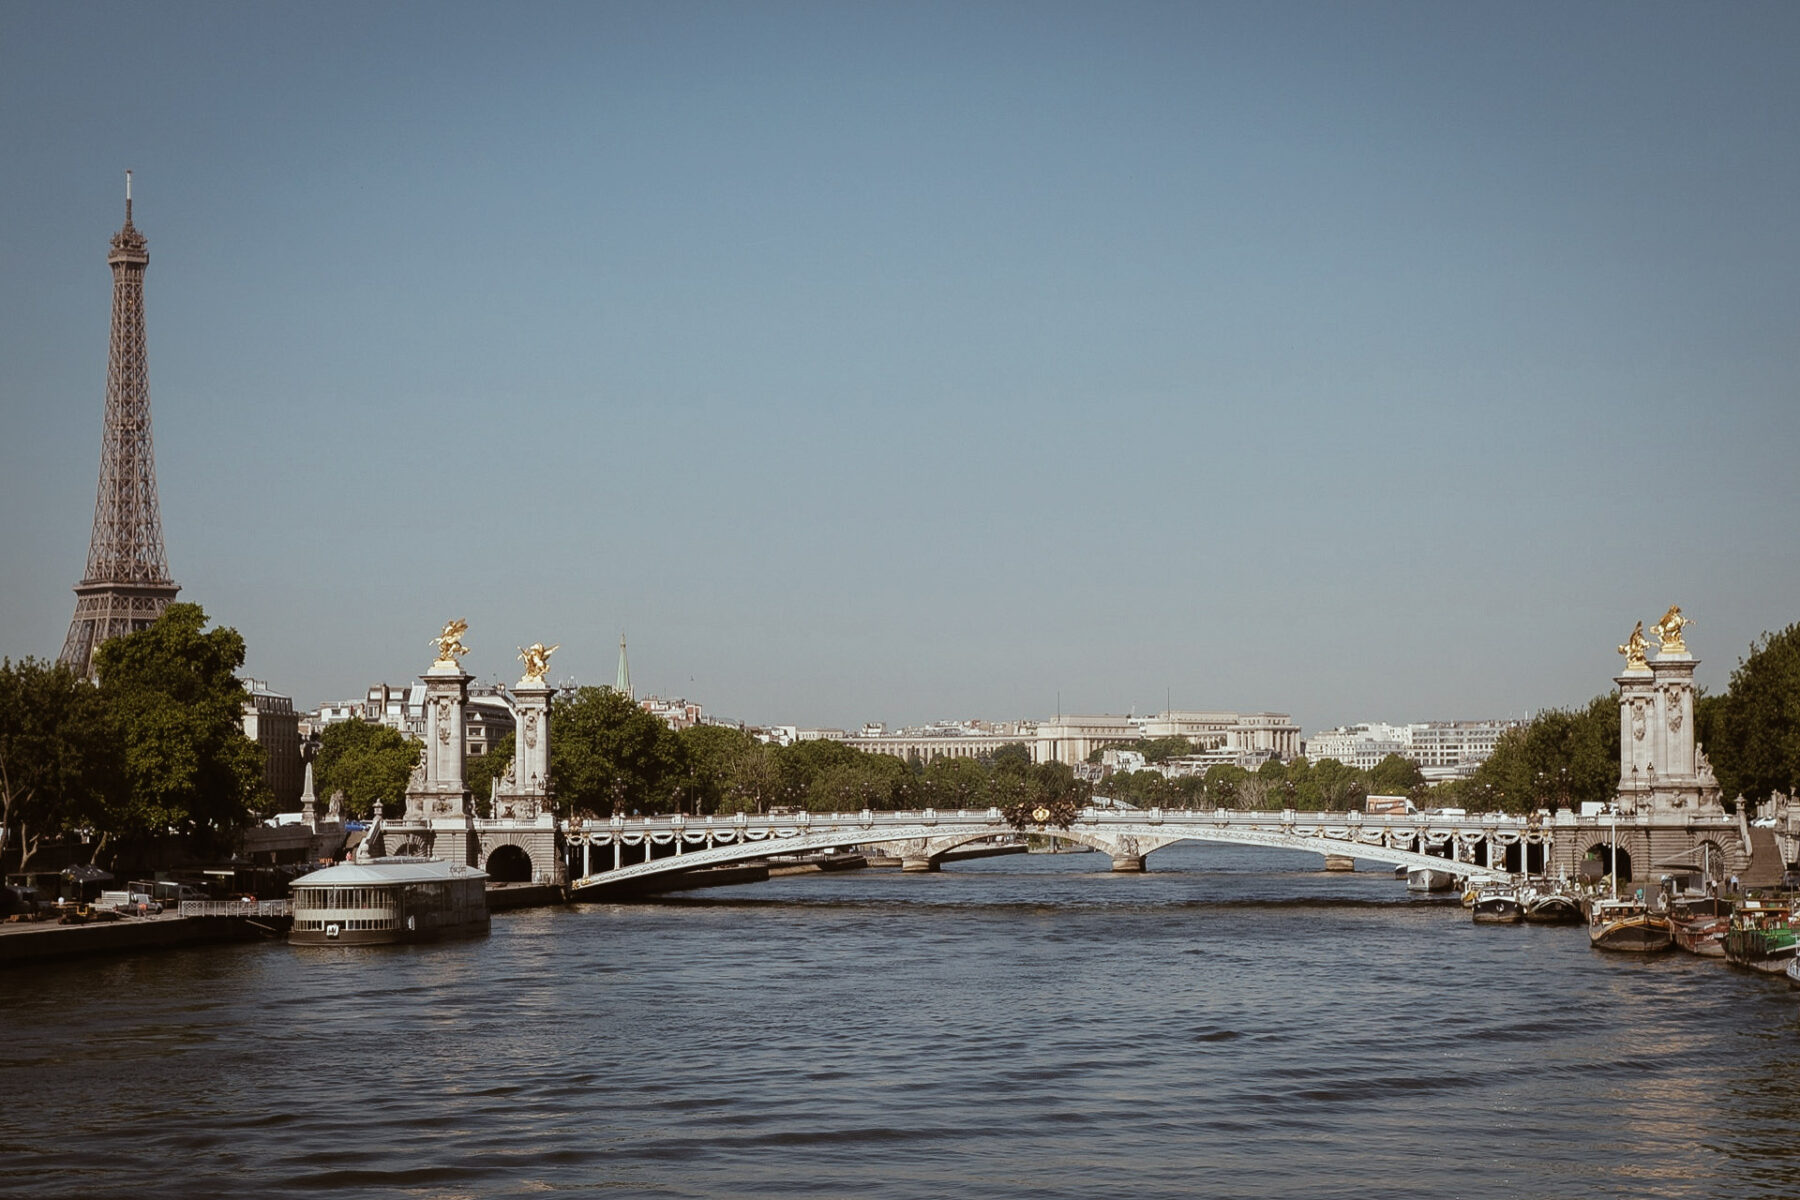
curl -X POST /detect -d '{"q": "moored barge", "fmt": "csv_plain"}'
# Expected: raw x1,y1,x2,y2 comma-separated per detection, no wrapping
1669,896,1732,957
1587,897,1672,953
289,858,489,946
1722,899,1798,975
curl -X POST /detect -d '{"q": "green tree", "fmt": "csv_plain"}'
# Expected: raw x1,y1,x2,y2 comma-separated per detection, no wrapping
312,720,422,819
1308,758,1366,811
804,756,910,811
1201,764,1248,809
676,724,760,814
720,742,784,813
1138,736,1197,764
1706,623,1800,803
985,743,1033,773
919,755,989,810
1470,694,1617,812
551,687,685,816
1103,769,1171,808
91,603,265,858
774,738,865,807
1368,753,1425,797
0,657,117,870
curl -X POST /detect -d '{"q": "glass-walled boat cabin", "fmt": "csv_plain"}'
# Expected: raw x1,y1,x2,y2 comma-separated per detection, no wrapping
289,858,489,945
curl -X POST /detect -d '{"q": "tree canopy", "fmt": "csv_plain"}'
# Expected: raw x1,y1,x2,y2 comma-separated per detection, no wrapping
1138,736,1198,764
1462,694,1617,813
315,718,422,819
550,687,686,816
0,657,116,870
90,603,266,857
1702,622,1800,802
465,730,515,818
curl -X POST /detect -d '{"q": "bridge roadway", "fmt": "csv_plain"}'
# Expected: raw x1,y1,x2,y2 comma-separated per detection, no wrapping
565,807,1540,894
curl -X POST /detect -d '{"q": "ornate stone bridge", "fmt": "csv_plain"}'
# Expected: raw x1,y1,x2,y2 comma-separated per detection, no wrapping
562,806,1691,895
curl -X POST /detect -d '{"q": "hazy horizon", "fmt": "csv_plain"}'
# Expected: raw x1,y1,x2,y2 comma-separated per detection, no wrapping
4,2,1798,734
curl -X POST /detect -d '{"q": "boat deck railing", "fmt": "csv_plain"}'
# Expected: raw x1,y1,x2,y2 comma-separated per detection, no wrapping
178,900,293,918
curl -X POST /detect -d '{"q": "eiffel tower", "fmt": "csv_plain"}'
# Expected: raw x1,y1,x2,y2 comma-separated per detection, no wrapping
58,172,180,676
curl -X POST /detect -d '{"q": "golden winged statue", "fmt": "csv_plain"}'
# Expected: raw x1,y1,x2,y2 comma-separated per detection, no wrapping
1617,620,1648,671
517,641,560,684
430,618,471,666
1651,605,1690,654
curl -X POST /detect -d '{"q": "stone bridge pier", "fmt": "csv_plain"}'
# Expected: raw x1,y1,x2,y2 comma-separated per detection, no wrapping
1080,832,1183,871
889,831,1183,872
889,837,969,872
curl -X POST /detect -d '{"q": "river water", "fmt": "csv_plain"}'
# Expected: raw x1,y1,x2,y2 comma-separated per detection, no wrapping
3,843,1798,1200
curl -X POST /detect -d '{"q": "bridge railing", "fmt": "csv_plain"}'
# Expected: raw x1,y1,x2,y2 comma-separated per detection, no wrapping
563,807,1547,835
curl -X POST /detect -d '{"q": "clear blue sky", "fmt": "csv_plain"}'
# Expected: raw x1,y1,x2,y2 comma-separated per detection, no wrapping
3,1,1797,733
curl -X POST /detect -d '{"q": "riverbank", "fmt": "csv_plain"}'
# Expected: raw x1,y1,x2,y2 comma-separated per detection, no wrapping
0,911,282,967
485,882,567,911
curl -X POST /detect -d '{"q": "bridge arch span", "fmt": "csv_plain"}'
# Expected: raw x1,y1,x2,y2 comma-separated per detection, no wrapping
566,810,1517,896
485,843,532,883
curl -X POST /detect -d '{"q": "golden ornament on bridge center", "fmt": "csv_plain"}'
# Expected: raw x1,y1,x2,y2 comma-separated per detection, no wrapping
1032,806,1051,824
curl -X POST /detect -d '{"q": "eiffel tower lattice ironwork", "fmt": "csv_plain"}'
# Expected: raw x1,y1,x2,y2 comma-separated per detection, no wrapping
58,172,180,676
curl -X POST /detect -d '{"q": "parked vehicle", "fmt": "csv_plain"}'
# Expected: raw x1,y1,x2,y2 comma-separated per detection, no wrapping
1,884,52,920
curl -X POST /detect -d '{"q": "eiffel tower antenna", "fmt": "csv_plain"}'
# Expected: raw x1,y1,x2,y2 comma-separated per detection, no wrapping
58,172,180,676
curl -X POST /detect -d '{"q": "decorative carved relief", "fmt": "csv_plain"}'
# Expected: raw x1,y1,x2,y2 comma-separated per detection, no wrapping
524,709,539,750
1631,699,1647,742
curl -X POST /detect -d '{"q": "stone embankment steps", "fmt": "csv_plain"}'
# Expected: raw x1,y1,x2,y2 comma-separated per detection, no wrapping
1741,827,1788,890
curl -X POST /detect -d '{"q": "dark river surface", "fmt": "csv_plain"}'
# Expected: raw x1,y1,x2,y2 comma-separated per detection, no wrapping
4,843,1799,1200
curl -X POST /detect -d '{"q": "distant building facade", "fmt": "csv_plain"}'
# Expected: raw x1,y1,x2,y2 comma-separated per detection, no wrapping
242,678,302,811
305,682,517,758
641,695,703,731
760,726,848,747
1302,719,1521,777
1408,721,1519,772
827,709,1301,768
1302,723,1415,770
844,720,1032,764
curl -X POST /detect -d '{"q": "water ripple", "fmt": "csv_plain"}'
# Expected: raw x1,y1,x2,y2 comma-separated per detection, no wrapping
3,844,1798,1200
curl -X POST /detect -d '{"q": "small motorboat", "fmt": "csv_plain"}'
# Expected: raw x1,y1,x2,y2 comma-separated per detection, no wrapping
1521,886,1583,925
1471,884,1523,924
1406,867,1457,893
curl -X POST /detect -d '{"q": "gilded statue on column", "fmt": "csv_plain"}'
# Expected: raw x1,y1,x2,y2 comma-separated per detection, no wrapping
1652,605,1690,655
430,618,471,667
1617,620,1649,671
517,641,559,684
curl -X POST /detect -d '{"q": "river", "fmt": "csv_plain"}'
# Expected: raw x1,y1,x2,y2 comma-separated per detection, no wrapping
3,843,1797,1199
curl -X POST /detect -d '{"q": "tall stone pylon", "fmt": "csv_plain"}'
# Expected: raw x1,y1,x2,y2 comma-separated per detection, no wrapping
59,172,179,676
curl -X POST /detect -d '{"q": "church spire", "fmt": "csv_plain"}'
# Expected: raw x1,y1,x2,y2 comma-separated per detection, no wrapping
614,632,632,700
